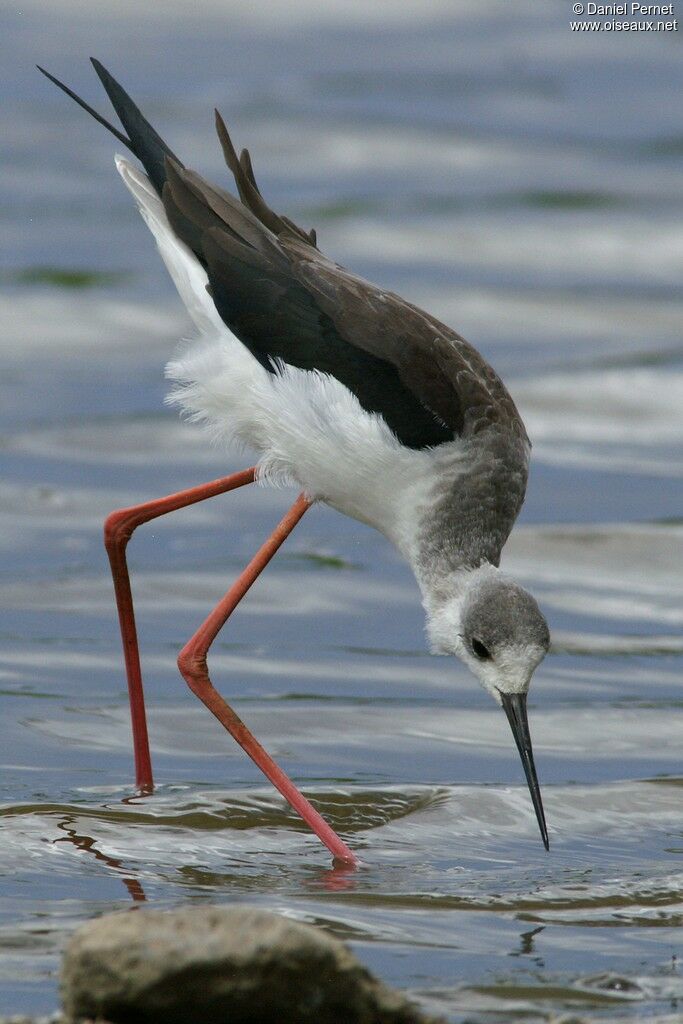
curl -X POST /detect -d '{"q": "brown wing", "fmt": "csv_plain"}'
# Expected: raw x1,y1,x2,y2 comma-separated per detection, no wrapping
161,154,450,449
44,60,531,562
160,117,528,455
43,61,527,455
280,234,528,444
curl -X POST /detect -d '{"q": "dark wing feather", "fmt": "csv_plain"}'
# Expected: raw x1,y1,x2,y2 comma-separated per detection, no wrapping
161,156,455,448
162,155,527,449
40,60,528,455
214,111,317,248
178,114,527,449
283,237,527,441
89,58,181,195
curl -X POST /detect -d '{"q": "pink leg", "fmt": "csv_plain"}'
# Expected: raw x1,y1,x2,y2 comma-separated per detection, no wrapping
177,494,358,866
104,467,257,791
105,470,357,865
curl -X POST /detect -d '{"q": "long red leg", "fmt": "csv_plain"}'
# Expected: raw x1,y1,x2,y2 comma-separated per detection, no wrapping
177,494,358,866
104,467,257,791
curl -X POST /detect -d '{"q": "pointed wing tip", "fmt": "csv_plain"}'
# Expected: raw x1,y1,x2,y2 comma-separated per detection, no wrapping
36,61,134,153
36,64,61,87
214,108,233,142
90,58,116,88
214,109,241,171
214,109,232,146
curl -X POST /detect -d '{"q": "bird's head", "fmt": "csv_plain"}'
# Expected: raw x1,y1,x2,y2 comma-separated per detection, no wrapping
424,563,550,849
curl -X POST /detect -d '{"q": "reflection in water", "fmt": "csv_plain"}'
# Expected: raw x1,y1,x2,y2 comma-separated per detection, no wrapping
318,862,359,894
509,925,545,968
53,816,147,903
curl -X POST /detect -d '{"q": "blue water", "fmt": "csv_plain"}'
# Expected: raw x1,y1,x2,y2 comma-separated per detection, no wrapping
0,3,682,1021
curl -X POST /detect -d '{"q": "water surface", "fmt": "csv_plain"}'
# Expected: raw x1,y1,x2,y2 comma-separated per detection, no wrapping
1,3,682,1021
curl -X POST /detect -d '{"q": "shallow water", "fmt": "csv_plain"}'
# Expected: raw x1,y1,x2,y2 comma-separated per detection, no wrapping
1,3,682,1021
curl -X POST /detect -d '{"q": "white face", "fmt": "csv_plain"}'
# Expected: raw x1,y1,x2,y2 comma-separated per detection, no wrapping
422,567,551,850
423,566,550,704
452,635,548,704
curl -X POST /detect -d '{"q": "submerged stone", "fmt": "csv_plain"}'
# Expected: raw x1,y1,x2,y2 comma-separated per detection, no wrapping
61,905,439,1023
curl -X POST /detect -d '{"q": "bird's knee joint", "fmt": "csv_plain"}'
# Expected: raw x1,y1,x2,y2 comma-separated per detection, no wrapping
103,509,134,551
177,647,208,690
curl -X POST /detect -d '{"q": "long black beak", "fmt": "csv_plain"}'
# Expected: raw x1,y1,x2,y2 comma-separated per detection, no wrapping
500,692,549,851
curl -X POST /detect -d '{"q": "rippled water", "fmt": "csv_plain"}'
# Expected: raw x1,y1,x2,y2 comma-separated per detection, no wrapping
1,3,682,1021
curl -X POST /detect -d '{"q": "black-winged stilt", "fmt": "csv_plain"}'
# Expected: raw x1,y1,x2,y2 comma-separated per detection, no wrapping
40,60,551,866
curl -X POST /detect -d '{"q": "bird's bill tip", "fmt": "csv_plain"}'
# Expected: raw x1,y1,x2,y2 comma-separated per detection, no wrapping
500,691,549,851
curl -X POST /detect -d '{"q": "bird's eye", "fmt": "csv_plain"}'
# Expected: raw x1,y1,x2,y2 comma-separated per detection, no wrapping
471,638,492,660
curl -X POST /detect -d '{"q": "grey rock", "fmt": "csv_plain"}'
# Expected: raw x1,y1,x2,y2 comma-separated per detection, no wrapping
61,905,439,1023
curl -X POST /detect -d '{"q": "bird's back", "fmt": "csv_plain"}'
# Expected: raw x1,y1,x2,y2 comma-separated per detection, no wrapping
43,61,531,566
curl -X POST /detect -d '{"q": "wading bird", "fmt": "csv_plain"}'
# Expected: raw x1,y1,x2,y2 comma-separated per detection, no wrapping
40,60,551,866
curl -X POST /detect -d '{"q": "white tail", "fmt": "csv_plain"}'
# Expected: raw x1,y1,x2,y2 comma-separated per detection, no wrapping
115,156,225,337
